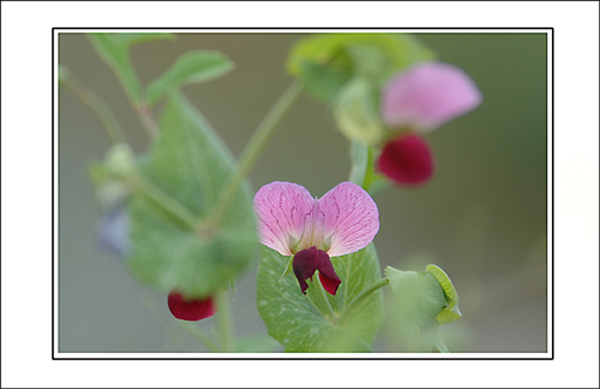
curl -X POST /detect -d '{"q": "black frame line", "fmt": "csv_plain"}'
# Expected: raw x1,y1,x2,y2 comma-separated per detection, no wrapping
52,26,554,361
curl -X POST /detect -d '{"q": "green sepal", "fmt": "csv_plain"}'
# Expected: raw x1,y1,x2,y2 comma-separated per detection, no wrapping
279,255,294,282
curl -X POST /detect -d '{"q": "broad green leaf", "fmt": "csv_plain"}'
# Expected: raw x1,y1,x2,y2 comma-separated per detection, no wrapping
146,51,235,105
257,244,384,352
88,34,143,104
334,77,386,146
385,266,445,330
113,33,175,46
127,92,257,298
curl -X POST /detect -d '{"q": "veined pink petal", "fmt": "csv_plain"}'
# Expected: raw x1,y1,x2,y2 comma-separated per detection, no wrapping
381,62,482,132
316,182,379,257
253,181,316,256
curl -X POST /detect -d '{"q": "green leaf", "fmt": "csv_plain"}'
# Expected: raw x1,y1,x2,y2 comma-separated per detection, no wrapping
287,33,435,102
334,77,386,146
385,266,446,330
113,33,176,46
127,93,257,298
298,61,352,103
88,34,143,104
257,244,384,352
146,50,235,105
236,335,282,353
426,264,462,325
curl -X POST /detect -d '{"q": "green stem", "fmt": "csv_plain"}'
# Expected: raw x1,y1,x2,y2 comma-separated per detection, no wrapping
135,103,160,139
176,322,219,352
209,79,304,227
141,294,191,352
314,275,336,320
362,146,376,191
215,291,235,352
59,66,128,145
338,278,389,325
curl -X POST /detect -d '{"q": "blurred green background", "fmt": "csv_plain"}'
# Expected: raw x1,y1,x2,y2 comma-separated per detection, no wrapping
58,32,547,353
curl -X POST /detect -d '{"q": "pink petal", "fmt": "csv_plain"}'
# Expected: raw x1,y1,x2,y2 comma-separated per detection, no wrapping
253,181,316,256
377,134,434,185
316,182,379,257
381,62,482,132
167,292,216,321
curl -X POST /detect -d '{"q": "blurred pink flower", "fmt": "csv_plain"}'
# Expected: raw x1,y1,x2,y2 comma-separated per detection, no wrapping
254,181,379,295
381,62,482,132
168,292,216,321
378,62,481,185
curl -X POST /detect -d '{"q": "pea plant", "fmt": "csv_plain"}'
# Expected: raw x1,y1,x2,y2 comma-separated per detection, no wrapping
60,33,480,353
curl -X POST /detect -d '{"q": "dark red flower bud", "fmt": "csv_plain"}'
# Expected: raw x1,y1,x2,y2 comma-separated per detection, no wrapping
377,134,434,185
293,246,341,295
167,291,216,321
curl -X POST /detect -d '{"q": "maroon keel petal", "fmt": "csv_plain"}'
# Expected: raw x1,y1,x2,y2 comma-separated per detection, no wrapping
293,246,341,295
316,252,341,296
377,134,434,185
167,291,216,321
293,246,320,294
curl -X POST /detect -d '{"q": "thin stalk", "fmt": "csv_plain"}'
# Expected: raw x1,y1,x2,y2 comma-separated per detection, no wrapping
176,322,219,352
338,278,389,325
210,80,304,228
314,275,337,321
60,66,127,145
135,103,159,139
215,291,235,352
141,294,190,352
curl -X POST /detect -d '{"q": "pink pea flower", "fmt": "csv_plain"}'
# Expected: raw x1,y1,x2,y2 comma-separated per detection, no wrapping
254,181,379,295
378,62,482,185
167,291,216,321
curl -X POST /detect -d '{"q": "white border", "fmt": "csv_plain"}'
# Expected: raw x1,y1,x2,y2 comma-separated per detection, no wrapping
3,1,597,387
52,27,553,360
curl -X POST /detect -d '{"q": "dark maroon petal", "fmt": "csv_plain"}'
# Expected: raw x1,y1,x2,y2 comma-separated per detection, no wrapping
316,251,341,296
293,247,319,294
293,247,341,295
377,134,434,185
167,292,216,321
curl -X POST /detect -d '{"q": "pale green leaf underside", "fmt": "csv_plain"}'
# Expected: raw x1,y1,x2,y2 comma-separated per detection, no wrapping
385,266,446,330
257,244,384,352
127,93,257,298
